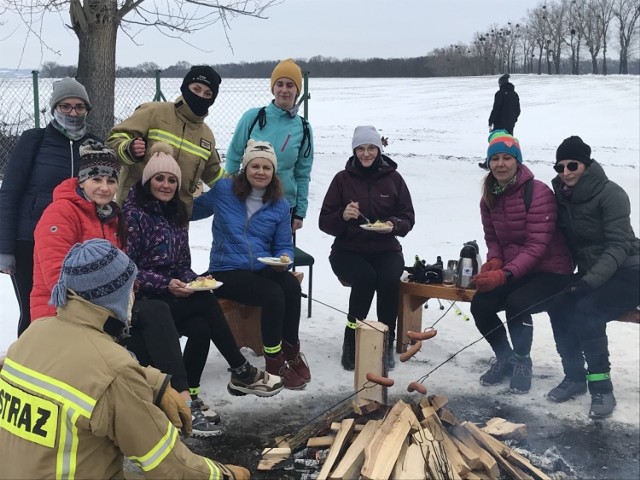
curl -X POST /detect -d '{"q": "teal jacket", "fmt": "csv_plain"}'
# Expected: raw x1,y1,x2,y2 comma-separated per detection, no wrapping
225,101,314,219
552,160,640,289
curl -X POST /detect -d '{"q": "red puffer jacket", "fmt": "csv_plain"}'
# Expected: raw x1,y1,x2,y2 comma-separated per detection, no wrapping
480,164,573,280
31,177,123,321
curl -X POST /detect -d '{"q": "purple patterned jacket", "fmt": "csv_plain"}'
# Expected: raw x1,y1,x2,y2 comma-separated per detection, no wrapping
123,188,197,295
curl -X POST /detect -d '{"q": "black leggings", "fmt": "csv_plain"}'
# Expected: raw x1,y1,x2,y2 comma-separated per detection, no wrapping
144,292,246,389
211,268,302,349
12,240,34,337
124,299,191,392
471,272,571,357
329,249,405,341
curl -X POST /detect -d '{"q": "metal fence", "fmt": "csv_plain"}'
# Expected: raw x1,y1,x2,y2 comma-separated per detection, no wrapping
0,72,309,177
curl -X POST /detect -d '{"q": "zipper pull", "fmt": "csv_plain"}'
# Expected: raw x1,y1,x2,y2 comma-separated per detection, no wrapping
281,133,291,152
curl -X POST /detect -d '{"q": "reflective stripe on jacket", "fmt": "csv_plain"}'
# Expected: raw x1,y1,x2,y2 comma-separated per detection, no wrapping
107,98,225,215
0,295,222,479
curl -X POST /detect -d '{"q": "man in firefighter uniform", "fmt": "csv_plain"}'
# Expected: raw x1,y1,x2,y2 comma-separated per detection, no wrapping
107,65,225,214
0,239,249,479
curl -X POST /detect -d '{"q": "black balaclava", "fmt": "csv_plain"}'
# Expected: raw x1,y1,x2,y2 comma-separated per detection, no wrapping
180,65,221,116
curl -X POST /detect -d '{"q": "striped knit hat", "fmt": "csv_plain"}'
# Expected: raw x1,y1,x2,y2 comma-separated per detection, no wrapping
78,139,120,183
49,239,137,324
486,130,522,166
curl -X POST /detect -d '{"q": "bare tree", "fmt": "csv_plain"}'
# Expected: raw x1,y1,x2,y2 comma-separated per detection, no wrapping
543,1,571,74
591,0,616,74
614,0,640,74
530,6,551,75
1,0,279,138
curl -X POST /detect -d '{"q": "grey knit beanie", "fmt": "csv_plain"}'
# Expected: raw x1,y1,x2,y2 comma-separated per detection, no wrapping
50,77,91,114
351,125,383,152
49,239,137,324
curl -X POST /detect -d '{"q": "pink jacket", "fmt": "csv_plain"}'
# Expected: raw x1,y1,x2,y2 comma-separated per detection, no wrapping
480,164,573,280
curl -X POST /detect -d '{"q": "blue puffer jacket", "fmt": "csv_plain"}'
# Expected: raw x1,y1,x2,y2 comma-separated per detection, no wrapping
0,123,99,252
191,178,293,272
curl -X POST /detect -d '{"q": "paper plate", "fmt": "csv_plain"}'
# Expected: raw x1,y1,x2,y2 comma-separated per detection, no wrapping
359,224,393,233
258,257,293,266
185,281,223,291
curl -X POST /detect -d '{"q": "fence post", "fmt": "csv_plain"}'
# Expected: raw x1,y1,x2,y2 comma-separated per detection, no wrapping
32,70,40,128
302,71,310,120
153,70,166,102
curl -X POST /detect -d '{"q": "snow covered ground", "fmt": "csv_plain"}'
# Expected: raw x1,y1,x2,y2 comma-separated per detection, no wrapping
1,75,638,436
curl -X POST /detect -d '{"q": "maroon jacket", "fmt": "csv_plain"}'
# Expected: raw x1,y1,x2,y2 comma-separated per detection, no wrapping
481,164,573,280
319,155,414,254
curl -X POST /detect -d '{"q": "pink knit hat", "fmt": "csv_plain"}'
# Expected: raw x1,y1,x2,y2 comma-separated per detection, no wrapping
142,142,182,188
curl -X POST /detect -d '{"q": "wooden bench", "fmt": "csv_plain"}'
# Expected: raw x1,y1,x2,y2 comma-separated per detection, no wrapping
219,271,304,357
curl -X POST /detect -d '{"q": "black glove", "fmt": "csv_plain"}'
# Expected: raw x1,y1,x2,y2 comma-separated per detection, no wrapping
566,279,591,298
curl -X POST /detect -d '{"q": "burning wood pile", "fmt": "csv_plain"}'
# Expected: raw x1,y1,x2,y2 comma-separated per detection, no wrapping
258,395,550,480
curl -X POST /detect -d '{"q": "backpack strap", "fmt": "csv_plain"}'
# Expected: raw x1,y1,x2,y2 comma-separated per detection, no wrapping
247,107,267,138
248,106,312,159
523,178,533,212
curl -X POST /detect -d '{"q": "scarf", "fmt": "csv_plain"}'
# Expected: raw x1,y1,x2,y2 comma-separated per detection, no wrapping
52,111,87,140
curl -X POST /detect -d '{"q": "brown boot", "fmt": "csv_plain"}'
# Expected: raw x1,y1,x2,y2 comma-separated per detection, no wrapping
219,463,250,480
264,352,306,390
282,340,311,383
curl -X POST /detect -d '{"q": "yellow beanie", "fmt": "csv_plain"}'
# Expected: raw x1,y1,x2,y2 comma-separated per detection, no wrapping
270,58,302,94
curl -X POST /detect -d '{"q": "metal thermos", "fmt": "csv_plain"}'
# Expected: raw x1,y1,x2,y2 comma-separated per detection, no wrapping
456,243,479,288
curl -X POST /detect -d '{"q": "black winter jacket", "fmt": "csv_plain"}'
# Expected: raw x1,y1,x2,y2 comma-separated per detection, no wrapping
0,124,99,252
489,82,521,129
552,160,640,289
319,154,415,255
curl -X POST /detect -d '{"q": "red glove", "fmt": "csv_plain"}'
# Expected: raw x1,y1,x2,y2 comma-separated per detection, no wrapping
480,257,504,274
473,270,507,292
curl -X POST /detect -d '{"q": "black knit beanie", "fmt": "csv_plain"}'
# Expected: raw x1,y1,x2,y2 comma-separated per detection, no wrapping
556,136,593,166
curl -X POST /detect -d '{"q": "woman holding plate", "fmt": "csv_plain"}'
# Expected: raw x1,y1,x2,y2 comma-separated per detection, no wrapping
123,142,283,433
192,139,310,390
319,125,415,371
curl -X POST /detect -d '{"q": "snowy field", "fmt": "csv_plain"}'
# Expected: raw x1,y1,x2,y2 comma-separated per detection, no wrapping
1,75,638,437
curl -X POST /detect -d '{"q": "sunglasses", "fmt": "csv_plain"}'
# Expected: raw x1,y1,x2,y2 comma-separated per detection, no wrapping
553,161,580,173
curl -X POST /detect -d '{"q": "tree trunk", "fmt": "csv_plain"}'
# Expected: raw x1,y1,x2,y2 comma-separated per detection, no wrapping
72,1,119,140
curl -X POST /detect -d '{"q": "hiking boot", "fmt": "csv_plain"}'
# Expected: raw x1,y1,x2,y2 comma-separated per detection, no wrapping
547,377,587,403
589,391,616,419
283,340,311,383
264,352,306,390
228,365,283,397
341,336,355,371
510,356,533,393
479,355,513,386
191,396,221,424
191,402,223,438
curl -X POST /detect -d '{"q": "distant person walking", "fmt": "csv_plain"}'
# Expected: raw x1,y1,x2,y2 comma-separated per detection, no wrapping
0,78,99,336
488,74,521,135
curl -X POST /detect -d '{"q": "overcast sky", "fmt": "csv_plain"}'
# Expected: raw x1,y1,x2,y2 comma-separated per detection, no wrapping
1,0,540,69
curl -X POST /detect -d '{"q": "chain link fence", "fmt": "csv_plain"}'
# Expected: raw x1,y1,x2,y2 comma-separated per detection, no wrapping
0,73,298,178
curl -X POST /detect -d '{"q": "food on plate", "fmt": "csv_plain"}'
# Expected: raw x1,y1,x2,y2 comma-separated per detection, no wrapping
366,220,388,228
188,276,217,288
280,254,291,263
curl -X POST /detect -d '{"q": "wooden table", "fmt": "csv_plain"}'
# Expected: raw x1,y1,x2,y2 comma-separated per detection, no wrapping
397,281,476,353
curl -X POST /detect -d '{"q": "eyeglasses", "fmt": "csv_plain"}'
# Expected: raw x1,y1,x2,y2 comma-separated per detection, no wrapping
57,103,89,115
355,145,379,155
553,161,580,173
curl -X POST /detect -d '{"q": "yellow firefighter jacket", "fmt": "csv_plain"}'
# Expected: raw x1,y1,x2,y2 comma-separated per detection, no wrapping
0,294,231,479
